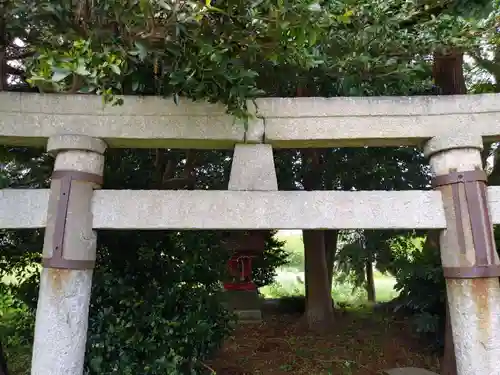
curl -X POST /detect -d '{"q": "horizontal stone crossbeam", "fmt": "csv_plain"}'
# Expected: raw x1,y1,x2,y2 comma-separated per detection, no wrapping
0,189,49,228
1,92,500,148
257,95,500,148
0,188,452,230
7,185,500,230
0,92,262,148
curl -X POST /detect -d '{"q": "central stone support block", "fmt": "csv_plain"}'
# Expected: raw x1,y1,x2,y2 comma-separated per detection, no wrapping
228,144,278,191
224,143,278,322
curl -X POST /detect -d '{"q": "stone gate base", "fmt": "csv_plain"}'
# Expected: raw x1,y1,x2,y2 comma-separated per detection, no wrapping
384,368,438,375
222,290,263,323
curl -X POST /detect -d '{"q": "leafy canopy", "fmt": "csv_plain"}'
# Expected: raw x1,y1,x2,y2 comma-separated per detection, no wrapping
9,0,492,119
17,0,334,119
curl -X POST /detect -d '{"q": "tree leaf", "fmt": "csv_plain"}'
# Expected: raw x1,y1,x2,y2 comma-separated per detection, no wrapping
51,70,71,82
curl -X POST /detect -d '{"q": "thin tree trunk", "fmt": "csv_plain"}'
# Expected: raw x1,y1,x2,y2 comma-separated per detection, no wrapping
432,48,464,375
324,229,338,291
365,252,376,303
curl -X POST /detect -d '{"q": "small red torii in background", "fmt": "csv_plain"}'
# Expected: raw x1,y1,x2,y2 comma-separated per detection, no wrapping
222,231,266,292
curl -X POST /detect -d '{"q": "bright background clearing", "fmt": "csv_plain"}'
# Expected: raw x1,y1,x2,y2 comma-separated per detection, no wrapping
260,231,399,305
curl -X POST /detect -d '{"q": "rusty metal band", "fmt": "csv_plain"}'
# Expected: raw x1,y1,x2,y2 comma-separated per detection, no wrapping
432,169,500,279
431,169,487,188
465,181,489,266
443,265,500,278
42,170,103,270
479,181,498,263
451,182,467,255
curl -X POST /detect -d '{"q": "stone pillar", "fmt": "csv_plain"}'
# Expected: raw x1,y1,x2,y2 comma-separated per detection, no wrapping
31,135,106,375
424,134,500,375
224,144,278,321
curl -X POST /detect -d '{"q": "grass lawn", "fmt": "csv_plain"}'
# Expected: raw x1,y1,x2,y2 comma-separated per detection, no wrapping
263,232,399,305
260,268,398,306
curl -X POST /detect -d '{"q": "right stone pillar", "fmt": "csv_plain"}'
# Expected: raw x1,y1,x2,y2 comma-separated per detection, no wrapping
424,134,500,375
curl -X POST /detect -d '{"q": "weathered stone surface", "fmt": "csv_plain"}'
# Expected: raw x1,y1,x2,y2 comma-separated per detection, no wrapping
47,134,107,155
2,92,500,148
0,189,49,228
91,189,447,230
0,92,255,149
487,186,500,227
235,310,263,322
255,94,500,117
223,290,262,309
383,367,439,375
6,186,500,230
222,291,263,322
31,135,105,375
258,94,500,148
0,189,449,230
423,133,483,157
426,134,500,375
228,144,278,191
32,269,93,375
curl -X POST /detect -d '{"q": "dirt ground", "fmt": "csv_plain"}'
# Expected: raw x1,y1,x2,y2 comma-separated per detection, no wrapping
206,310,440,375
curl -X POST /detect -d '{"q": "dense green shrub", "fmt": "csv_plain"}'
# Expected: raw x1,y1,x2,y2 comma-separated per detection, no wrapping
0,148,289,374
2,229,288,375
390,236,448,348
391,229,500,349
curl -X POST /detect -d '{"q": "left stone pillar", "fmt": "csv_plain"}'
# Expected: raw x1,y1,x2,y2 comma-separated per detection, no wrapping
31,135,107,375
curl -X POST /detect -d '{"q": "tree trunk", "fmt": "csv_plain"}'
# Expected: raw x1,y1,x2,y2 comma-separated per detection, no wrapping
303,229,334,332
301,148,333,332
432,49,464,375
365,253,376,303
0,341,9,375
324,229,338,290
433,51,467,95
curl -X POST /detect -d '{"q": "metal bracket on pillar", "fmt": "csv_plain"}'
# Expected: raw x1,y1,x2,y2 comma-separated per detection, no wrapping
42,170,102,270
432,168,500,279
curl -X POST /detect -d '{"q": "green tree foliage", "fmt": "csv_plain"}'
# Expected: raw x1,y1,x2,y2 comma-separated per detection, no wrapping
12,0,334,121
5,0,493,111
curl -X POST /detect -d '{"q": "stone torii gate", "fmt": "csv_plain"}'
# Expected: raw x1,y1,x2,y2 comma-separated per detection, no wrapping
1,92,500,375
